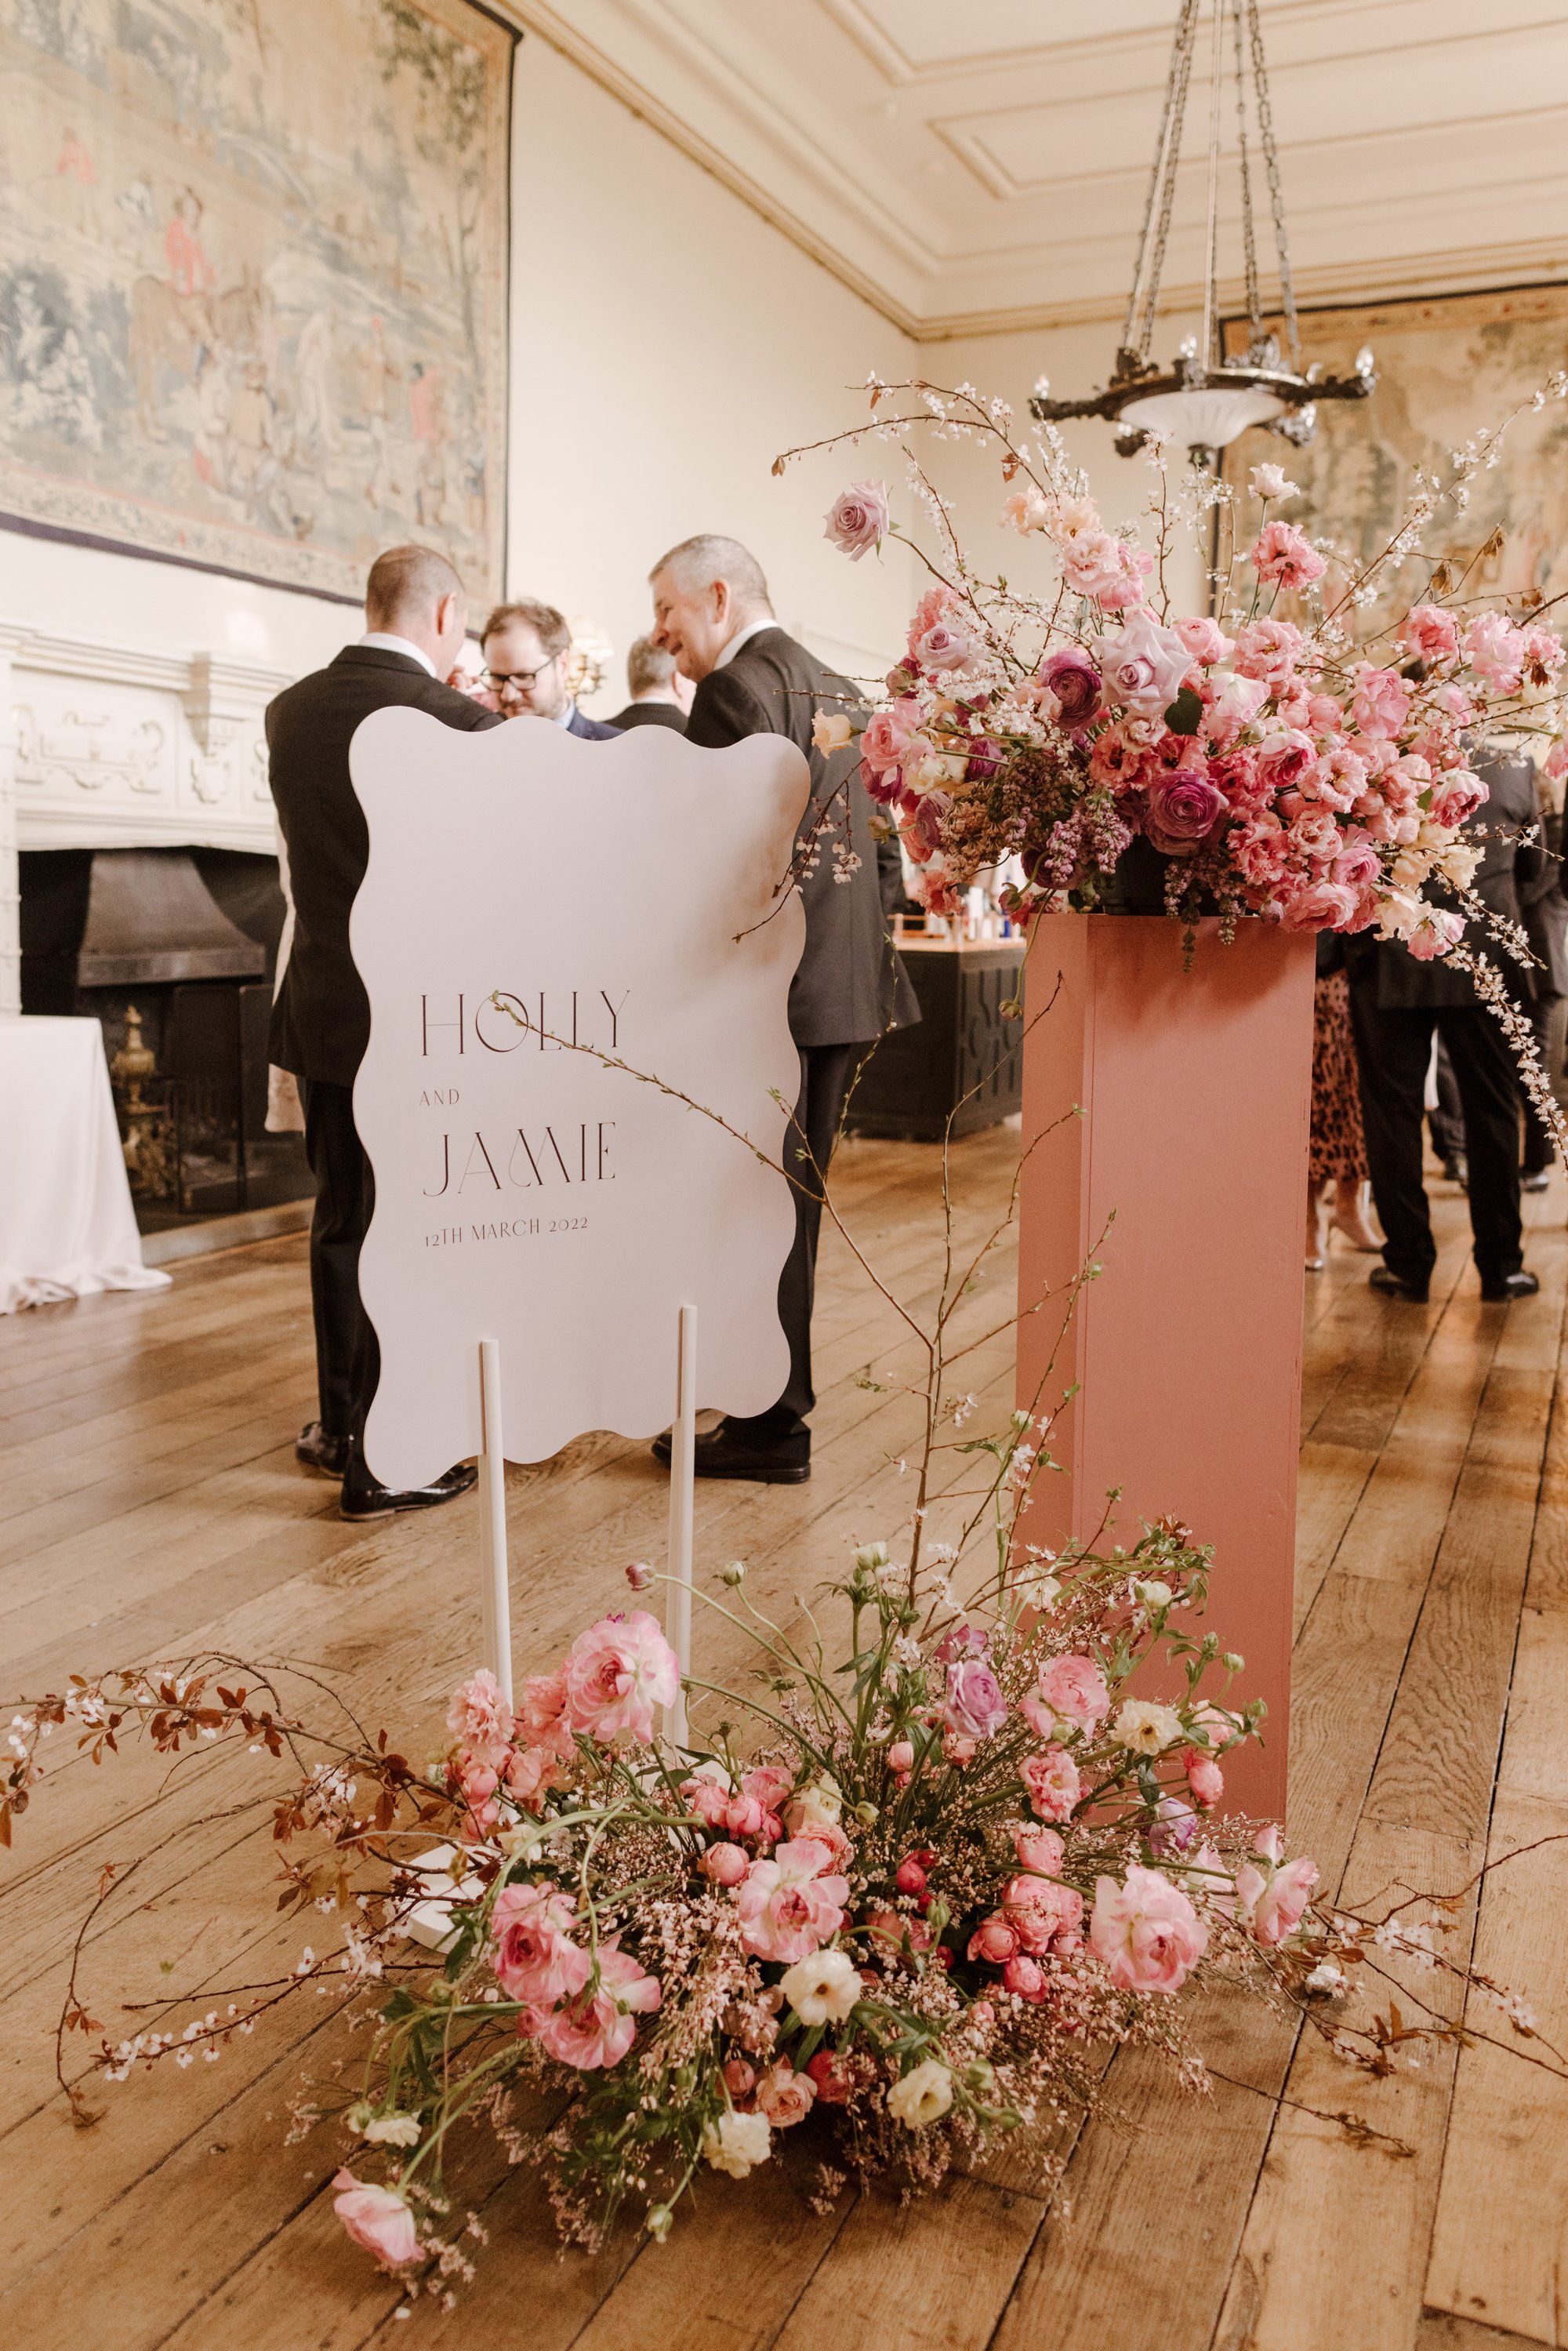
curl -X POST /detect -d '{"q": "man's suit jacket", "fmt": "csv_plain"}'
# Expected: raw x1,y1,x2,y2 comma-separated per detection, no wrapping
267,645,503,1087
566,706,622,741
1351,747,1546,1010
1520,805,1568,996
685,626,918,1048
606,701,688,734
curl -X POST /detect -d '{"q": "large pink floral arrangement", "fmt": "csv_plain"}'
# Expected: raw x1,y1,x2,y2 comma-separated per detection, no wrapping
808,382,1568,962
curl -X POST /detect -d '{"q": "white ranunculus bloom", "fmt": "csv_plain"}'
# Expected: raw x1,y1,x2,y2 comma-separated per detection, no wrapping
887,2057,953,2130
779,1947,862,2026
361,2112,423,2148
1109,1698,1185,1757
702,2109,772,2178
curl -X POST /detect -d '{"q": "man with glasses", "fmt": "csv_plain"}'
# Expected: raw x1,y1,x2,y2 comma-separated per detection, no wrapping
478,598,621,739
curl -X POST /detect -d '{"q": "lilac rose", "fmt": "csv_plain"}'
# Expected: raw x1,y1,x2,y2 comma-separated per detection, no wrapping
1096,610,1192,716
945,1656,1009,1740
824,478,890,561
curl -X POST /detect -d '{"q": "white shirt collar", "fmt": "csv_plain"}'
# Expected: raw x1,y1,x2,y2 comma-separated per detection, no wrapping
554,701,579,730
359,630,437,678
713,616,775,671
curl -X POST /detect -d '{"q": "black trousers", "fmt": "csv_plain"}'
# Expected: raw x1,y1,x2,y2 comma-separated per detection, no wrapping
299,1077,379,1440
728,1041,859,1449
1348,985,1523,1288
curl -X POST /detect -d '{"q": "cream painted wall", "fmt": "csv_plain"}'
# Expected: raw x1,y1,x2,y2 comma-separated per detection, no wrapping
506,35,917,708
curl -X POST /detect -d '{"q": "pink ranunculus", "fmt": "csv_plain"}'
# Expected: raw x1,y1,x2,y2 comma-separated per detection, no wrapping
967,1913,1020,1965
1037,646,1103,727
755,2057,816,2126
1350,665,1413,741
1091,1864,1208,1994
492,1880,592,2007
1202,670,1270,747
944,1655,1008,1740
515,1668,575,1761
445,1669,514,1768
703,1840,750,1887
1428,769,1488,829
734,1838,849,1963
1250,519,1327,590
1142,774,1227,855
824,478,890,561
1003,1873,1084,1955
1232,616,1305,688
1404,603,1460,667
1406,904,1465,961
332,2171,421,2268
1464,612,1526,692
1021,1744,1082,1822
1174,615,1236,666
528,1942,661,2071
1184,1747,1225,1808
1237,1854,1319,1946
564,1610,679,1746
860,696,924,776
900,788,951,863
1097,609,1192,715
1012,1824,1065,1876
1036,1653,1112,1731
1002,1951,1046,2001
503,1743,564,1808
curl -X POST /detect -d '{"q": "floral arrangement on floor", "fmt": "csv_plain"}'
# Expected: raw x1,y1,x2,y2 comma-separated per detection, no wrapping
797,378,1568,971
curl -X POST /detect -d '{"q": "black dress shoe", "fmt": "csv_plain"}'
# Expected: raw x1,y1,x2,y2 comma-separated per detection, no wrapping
340,1461,479,1521
1442,1155,1468,1189
1370,1265,1429,1303
296,1421,350,1480
1521,1169,1552,1194
1480,1270,1541,1303
651,1422,811,1484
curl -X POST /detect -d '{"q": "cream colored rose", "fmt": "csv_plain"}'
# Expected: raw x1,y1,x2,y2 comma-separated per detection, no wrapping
812,710,855,754
780,1947,862,2026
887,2057,953,2130
702,2109,772,2178
786,1777,842,1836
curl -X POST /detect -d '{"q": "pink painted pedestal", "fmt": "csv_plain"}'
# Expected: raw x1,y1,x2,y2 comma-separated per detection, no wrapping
1015,914,1316,1820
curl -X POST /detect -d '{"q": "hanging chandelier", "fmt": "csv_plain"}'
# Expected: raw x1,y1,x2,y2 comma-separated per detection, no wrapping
1032,0,1374,467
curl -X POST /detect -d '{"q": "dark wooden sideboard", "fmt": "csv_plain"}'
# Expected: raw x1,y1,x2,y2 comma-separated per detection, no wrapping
846,934,1026,1142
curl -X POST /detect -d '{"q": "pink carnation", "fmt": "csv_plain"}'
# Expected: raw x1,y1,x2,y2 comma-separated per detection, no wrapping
445,1669,513,1768
1428,770,1488,829
1091,1864,1208,1993
1250,519,1327,590
564,1610,679,1746
1035,1652,1111,1731
528,1942,661,2070
1021,1744,1082,1822
1523,624,1566,678
1403,603,1459,667
1232,617,1305,688
332,2172,420,2268
1464,612,1526,692
824,478,889,561
1350,666,1412,741
492,1880,591,2007
734,1838,849,1963
515,1668,575,1761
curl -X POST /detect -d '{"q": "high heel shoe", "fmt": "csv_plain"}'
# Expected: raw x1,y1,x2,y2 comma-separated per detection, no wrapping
1331,1182,1384,1254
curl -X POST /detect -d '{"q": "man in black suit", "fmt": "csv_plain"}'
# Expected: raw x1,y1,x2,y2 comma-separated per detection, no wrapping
1519,783,1568,1186
479,599,621,739
1348,746,1544,1305
607,636,691,733
268,543,501,1519
648,531,918,1482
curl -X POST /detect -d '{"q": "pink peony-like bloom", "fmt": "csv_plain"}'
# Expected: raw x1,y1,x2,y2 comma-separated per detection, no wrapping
1184,1747,1225,1808
825,478,889,561
1232,616,1305,688
1037,646,1102,727
1250,519,1327,591
332,2171,420,2268
1003,1872,1084,1954
1404,603,1460,667
734,1838,849,1963
945,1655,1009,1740
1142,774,1227,856
1021,1744,1082,1822
446,1669,513,1768
1464,612,1526,692
1036,1653,1112,1731
755,2058,816,2126
1098,609,1192,715
1174,615,1235,667
1428,769,1488,829
564,1610,679,1746
492,1880,591,2008
967,1913,1020,1965
516,1668,575,1761
1091,1864,1208,1994
1094,541,1158,612
1236,1853,1319,1946
528,1942,661,2070
1012,1824,1065,1876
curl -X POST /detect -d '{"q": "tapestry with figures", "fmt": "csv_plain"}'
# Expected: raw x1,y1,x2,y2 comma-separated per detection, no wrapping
0,0,513,603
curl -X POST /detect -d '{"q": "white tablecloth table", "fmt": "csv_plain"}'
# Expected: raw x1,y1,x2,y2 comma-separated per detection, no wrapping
1,1015,172,1314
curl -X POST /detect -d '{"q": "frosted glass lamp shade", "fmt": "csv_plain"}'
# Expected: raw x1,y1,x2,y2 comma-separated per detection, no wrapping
1119,386,1287,448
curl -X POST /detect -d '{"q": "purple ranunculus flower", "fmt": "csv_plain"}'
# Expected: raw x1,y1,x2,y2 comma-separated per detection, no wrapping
1141,775,1227,856
1037,647,1102,727
964,736,1003,781
945,1656,1009,1741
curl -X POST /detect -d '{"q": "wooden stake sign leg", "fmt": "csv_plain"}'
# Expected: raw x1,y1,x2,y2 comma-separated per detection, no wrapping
664,1304,696,1749
477,1336,513,1704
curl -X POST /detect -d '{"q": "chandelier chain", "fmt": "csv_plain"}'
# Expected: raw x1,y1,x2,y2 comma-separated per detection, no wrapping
1136,0,1200,359
1229,0,1262,350
1246,0,1301,368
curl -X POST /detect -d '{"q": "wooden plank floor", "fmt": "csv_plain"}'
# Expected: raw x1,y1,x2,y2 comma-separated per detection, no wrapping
2,1131,1563,2350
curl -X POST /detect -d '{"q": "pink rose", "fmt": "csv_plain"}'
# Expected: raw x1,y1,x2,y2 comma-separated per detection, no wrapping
332,2171,420,2268
492,1880,591,2007
967,1913,1020,1965
516,1668,575,1761
824,478,889,561
743,1764,796,1812
859,696,924,777
1184,1746,1225,1808
1203,671,1270,746
1003,1873,1084,1954
1037,647,1102,726
1236,1852,1319,1947
1097,610,1192,715
1142,775,1227,855
445,1669,513,1768
756,2057,816,2126
910,615,977,674
528,1942,661,2070
1250,519,1327,590
681,1775,731,1828
1174,615,1235,666
1256,728,1319,794
734,1838,849,1963
1002,1952,1045,2000
703,1840,750,1887
1403,603,1459,667
1428,770,1488,828
564,1610,679,1746
1232,617,1305,687
1036,1653,1111,1731
1091,1864,1207,1993
1021,1745,1082,1822
1012,1825,1065,1876
1464,612,1526,692
944,1655,1008,1740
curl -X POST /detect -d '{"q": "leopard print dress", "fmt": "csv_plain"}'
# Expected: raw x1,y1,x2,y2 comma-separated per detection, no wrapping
1309,971,1368,1186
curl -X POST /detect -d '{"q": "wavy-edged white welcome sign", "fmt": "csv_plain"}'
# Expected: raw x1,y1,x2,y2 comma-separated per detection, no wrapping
350,710,808,1489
